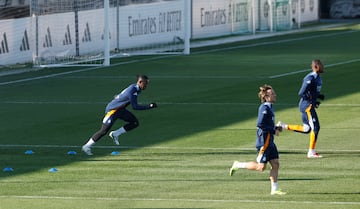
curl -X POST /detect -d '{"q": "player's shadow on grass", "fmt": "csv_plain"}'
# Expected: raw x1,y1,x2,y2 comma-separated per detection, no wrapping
279,151,307,155
307,192,360,195
237,178,323,182
281,178,323,181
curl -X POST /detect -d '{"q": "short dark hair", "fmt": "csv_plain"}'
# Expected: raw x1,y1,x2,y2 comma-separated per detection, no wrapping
137,74,149,80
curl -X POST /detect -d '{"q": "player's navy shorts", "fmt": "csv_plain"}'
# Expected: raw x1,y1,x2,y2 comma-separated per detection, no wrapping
102,108,137,126
256,143,279,163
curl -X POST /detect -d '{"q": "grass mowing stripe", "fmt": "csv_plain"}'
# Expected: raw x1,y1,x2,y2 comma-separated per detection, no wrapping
193,30,358,54
0,195,358,205
1,56,359,85
1,144,359,152
1,101,359,107
59,75,268,79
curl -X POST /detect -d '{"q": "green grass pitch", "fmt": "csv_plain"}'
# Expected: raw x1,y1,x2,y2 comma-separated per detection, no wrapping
0,23,359,209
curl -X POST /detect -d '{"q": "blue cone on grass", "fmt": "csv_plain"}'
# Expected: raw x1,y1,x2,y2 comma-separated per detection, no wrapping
25,150,34,155
3,167,14,172
48,168,58,173
111,151,120,155
67,151,77,155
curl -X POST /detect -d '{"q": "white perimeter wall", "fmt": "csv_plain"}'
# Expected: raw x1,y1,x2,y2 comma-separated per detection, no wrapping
0,0,319,66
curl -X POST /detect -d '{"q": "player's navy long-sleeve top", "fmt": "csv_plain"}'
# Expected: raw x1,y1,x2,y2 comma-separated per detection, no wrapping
256,102,276,148
298,72,322,111
105,83,150,113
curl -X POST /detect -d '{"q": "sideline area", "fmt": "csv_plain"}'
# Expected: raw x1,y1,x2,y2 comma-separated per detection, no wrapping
1,19,359,77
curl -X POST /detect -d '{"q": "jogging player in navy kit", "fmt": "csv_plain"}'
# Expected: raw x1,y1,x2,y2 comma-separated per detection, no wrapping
229,84,286,195
82,75,157,155
277,59,325,158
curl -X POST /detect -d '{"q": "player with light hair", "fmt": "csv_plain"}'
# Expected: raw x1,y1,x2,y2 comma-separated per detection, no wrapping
277,59,325,158
230,84,286,195
82,75,157,155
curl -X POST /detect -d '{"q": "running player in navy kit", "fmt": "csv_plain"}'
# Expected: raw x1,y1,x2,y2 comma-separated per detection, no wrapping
277,59,325,158
82,75,157,155
229,84,286,195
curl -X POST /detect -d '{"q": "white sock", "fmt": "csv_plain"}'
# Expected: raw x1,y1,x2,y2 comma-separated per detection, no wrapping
113,127,126,137
271,182,278,192
84,138,95,147
235,162,247,169
308,149,315,154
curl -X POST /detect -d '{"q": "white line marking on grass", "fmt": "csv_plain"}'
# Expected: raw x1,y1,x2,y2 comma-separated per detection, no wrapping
2,56,359,85
155,102,360,107
269,58,360,79
0,144,359,153
0,55,189,86
0,101,260,106
0,66,100,86
0,56,177,86
0,195,359,205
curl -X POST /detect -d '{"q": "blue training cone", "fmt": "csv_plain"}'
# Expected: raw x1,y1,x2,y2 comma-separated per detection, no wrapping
111,151,120,155
48,168,58,173
67,151,77,155
3,167,14,172
25,150,34,155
